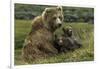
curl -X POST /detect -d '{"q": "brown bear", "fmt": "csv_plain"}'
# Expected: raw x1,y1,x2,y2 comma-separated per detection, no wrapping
54,26,82,53
22,6,64,62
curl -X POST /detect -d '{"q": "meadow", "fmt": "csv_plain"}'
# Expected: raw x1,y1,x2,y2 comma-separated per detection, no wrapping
15,20,94,65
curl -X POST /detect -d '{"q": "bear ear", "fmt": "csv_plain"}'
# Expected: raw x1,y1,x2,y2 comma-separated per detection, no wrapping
45,8,51,13
57,6,62,11
42,8,51,20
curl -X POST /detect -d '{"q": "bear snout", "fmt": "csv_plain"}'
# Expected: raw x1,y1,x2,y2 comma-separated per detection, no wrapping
58,23,62,27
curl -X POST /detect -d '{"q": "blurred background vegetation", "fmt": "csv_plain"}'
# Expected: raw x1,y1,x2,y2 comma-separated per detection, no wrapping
15,3,94,23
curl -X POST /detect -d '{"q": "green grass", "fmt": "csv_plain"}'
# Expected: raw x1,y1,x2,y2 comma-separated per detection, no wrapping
15,20,94,65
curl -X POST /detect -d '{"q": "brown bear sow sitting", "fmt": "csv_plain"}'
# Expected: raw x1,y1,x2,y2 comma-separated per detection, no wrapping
54,26,82,53
22,6,64,62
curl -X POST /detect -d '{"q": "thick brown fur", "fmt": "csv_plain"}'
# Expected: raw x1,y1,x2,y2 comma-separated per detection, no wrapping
22,6,64,62
54,26,82,53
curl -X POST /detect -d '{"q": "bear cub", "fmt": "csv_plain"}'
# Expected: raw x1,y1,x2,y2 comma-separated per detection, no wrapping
54,26,82,53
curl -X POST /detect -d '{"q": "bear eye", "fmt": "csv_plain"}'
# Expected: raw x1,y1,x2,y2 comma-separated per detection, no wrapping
53,17,57,20
59,16,62,20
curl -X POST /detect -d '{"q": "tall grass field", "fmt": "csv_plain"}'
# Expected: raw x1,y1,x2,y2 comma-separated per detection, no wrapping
15,20,94,65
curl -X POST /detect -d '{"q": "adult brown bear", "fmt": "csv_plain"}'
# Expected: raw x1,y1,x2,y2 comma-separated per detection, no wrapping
22,6,64,62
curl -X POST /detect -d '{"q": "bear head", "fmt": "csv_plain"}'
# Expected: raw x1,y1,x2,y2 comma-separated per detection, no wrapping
62,26,73,37
54,34,64,46
42,6,64,31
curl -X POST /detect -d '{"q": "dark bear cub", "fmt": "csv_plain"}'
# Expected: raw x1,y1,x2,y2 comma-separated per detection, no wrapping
54,26,82,53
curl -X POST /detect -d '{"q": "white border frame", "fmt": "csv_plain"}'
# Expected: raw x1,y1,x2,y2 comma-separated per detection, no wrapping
11,0,95,69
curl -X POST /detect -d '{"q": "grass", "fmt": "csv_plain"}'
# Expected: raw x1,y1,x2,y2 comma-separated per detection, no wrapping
14,20,94,65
